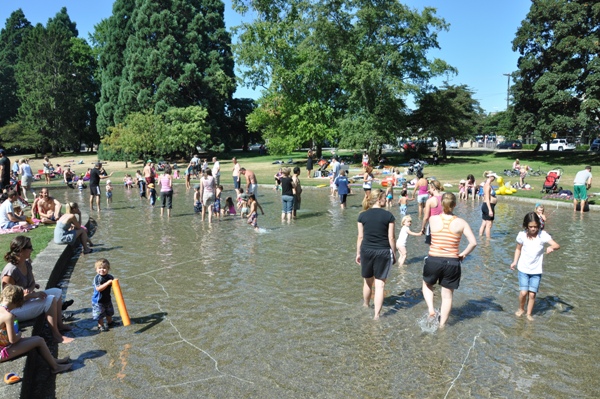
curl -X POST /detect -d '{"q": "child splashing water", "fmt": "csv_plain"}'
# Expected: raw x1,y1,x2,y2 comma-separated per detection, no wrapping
396,215,422,266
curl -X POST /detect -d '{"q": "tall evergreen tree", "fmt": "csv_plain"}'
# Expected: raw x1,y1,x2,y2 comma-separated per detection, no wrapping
97,0,235,147
94,0,136,136
0,9,32,126
16,8,98,153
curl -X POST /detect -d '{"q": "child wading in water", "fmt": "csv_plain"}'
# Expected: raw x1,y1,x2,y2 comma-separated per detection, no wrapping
224,196,236,215
92,258,117,332
396,215,422,266
0,285,72,373
246,194,264,231
106,180,113,205
193,184,202,213
397,189,412,216
510,212,560,321
535,203,546,229
385,184,394,207
213,185,223,220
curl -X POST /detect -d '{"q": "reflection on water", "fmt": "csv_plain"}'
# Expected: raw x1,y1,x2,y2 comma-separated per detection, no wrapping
55,186,600,398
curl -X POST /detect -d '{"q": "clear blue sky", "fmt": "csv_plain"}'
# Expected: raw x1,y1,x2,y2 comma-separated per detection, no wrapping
0,0,532,113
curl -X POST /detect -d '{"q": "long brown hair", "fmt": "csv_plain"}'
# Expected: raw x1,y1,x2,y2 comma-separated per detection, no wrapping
4,236,31,265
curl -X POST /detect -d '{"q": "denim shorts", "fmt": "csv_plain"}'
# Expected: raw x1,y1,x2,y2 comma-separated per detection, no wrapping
518,271,542,293
281,195,294,214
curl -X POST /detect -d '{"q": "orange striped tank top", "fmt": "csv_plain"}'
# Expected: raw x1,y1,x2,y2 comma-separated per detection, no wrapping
429,215,461,257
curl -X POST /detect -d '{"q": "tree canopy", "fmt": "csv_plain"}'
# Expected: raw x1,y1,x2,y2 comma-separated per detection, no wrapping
233,0,454,155
15,8,98,154
96,0,235,152
410,83,483,158
0,9,32,127
511,0,600,143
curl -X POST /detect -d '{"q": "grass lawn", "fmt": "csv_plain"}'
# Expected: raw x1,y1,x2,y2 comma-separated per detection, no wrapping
2,148,597,255
0,224,55,262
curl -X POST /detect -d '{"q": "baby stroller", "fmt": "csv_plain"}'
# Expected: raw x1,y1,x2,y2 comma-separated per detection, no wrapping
541,168,563,194
316,158,330,177
406,159,425,175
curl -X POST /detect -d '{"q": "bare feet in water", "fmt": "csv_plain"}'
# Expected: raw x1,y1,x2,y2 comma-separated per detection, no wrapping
526,314,534,321
515,309,525,317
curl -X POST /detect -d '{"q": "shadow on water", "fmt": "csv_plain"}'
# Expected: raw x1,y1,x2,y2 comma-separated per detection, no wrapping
130,312,168,334
453,296,504,323
383,287,423,316
535,295,574,314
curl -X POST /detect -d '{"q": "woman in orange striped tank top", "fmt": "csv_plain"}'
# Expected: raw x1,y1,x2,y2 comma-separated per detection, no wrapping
422,193,477,327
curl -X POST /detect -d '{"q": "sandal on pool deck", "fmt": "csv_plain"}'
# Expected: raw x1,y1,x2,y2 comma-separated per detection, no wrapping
4,373,21,385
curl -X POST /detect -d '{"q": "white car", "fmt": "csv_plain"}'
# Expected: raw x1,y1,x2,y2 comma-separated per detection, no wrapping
248,143,265,151
538,138,576,151
446,141,459,149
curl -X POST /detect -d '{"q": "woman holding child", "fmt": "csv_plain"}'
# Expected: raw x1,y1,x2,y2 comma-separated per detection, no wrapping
1,236,74,343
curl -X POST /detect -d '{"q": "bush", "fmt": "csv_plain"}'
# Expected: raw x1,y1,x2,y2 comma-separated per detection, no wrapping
97,144,137,162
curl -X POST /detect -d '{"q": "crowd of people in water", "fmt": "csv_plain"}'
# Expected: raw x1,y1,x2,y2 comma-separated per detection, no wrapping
0,150,591,375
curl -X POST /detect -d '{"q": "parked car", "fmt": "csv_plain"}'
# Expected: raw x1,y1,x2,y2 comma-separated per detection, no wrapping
538,138,576,151
249,143,265,151
402,141,416,151
496,140,523,149
446,140,459,149
589,138,600,152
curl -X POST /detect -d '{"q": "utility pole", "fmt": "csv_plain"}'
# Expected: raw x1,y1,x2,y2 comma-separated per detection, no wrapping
503,73,511,110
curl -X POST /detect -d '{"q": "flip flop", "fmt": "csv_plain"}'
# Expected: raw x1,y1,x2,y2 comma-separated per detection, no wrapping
4,373,21,385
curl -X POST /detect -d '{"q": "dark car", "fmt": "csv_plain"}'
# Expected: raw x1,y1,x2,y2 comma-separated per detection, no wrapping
590,138,600,152
496,140,523,149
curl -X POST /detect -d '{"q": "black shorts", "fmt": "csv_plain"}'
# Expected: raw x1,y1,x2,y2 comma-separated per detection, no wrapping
361,248,393,280
423,256,461,290
90,185,101,196
481,202,496,221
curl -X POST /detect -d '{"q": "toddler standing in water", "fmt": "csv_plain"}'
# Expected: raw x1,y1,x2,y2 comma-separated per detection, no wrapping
92,258,117,332
238,190,249,217
385,184,394,207
458,180,467,200
397,189,412,216
193,184,202,213
246,194,264,231
535,203,546,229
106,180,113,205
0,285,72,373
148,183,156,206
510,212,560,321
396,215,422,266
213,185,223,219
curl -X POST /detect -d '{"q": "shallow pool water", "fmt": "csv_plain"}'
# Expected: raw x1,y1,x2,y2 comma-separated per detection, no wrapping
52,185,599,398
